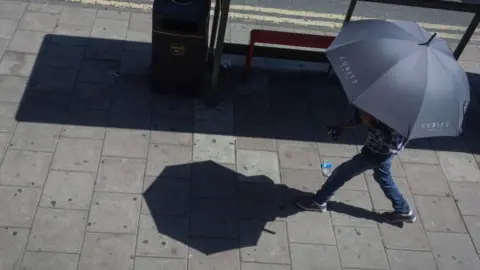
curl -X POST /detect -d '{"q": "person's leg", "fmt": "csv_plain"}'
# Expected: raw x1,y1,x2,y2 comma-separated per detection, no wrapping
372,155,416,223
296,153,372,211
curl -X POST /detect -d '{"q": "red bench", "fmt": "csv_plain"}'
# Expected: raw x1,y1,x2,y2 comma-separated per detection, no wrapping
244,29,336,74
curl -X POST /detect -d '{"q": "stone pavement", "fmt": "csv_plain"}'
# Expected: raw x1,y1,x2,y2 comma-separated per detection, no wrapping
1,0,480,269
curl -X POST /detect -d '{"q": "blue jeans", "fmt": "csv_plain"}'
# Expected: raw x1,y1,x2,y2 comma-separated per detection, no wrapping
314,147,411,214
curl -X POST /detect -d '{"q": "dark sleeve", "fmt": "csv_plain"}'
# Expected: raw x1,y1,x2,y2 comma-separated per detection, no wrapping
372,120,393,141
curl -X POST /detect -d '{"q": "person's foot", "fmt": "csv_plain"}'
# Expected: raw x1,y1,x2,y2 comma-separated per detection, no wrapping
381,210,417,223
295,196,327,212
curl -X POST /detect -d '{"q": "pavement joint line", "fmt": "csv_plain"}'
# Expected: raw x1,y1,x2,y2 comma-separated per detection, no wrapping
64,0,476,33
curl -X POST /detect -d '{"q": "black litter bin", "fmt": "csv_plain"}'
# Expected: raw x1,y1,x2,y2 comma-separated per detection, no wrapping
152,0,210,94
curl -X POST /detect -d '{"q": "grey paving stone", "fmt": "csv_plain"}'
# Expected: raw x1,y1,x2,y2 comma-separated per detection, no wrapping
290,243,341,270
194,99,234,134
96,157,145,193
120,50,151,75
0,149,52,187
378,221,430,251
366,176,416,211
51,137,102,172
97,10,130,20
436,150,480,182
287,211,336,245
8,30,48,54
78,232,136,270
240,221,290,264
71,82,113,111
0,18,17,39
0,186,41,227
27,207,87,253
141,175,189,216
85,39,124,61
61,110,108,140
427,232,480,270
403,163,450,196
147,143,191,177
103,128,149,159
330,190,376,228
277,140,320,171
30,66,77,92
399,139,438,164
125,30,151,52
191,162,236,198
88,192,141,234
415,195,466,233
0,102,17,132
19,12,59,32
188,239,240,270
0,1,27,19
463,216,480,254
134,257,187,270
335,226,389,270
236,136,277,152
281,169,323,193
41,43,84,69
387,250,437,270
459,46,480,62
0,51,37,77
242,263,291,270
129,13,151,32
449,181,480,216
136,214,189,258
10,122,61,152
59,7,96,26
322,157,368,191
27,3,63,14
0,38,8,57
91,18,128,40
21,252,78,270
53,23,91,45
190,198,238,238
40,170,96,210
0,227,29,270
150,115,193,146
237,149,281,184
0,130,9,156
193,134,235,164
78,59,119,85
0,75,27,103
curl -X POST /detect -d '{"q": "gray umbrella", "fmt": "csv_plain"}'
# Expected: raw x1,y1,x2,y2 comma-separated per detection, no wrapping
326,19,470,139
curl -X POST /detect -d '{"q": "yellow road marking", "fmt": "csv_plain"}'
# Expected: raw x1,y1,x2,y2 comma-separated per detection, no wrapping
66,0,474,38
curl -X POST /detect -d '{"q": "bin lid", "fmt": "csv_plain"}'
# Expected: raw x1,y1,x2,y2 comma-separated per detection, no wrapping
153,0,211,22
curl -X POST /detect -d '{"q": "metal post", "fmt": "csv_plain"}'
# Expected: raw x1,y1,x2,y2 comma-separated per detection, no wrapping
454,12,480,60
343,0,358,26
209,0,221,51
208,0,231,106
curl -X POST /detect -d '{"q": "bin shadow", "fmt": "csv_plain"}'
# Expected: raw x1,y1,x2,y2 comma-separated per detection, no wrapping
10,34,480,157
143,160,392,255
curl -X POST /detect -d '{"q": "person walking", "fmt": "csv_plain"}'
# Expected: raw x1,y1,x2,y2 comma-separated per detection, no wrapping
295,110,417,223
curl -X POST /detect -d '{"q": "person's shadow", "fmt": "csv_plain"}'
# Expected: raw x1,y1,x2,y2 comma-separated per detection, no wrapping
143,160,396,255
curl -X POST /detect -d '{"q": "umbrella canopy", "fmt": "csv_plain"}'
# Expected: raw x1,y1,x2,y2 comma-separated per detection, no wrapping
326,19,470,139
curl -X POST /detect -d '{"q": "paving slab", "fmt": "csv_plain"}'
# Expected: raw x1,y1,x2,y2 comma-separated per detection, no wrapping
51,137,102,172
463,216,480,254
10,122,61,152
8,30,49,54
96,157,145,193
387,250,437,270
78,232,136,270
287,210,336,246
27,3,63,14
27,207,87,253
427,232,480,270
0,51,37,77
277,140,320,171
0,227,29,270
134,257,187,270
0,75,27,103
20,252,78,270
103,128,149,159
0,186,41,227
0,1,27,19
448,181,480,216
58,7,96,27
335,226,389,270
402,163,451,196
40,170,96,210
415,195,466,233
0,18,18,39
88,192,141,234
0,149,52,187
188,239,241,270
237,149,281,184
19,11,59,33
378,221,430,251
290,243,341,270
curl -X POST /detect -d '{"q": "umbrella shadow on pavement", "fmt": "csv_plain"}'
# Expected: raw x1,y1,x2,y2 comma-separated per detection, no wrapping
142,160,395,255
